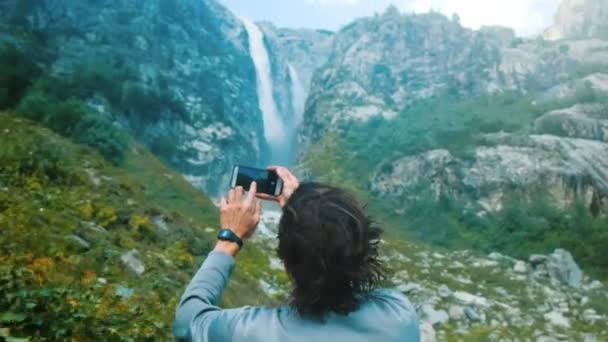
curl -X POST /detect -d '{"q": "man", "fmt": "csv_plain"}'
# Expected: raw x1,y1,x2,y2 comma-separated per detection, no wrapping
173,166,420,341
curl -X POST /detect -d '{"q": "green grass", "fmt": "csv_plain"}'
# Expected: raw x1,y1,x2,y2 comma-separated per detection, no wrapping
0,113,279,340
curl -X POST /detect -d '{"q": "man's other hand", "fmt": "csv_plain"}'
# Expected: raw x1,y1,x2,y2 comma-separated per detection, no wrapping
256,166,300,207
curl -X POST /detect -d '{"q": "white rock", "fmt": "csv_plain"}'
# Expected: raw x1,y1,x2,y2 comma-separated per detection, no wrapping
544,310,570,328
582,308,602,323
438,285,452,298
453,291,490,307
152,216,169,232
420,321,437,342
488,252,505,260
448,305,465,320
513,260,527,273
587,280,603,290
120,249,145,276
421,304,449,325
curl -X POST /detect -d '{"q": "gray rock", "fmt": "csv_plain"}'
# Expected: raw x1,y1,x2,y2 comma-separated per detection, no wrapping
464,307,482,322
116,286,134,299
152,215,169,232
544,310,570,328
68,235,91,250
120,249,145,276
548,249,583,288
544,0,608,40
448,305,465,321
513,260,527,273
488,252,506,260
534,104,608,142
582,308,602,323
81,221,107,234
437,285,452,298
529,254,549,265
421,304,449,325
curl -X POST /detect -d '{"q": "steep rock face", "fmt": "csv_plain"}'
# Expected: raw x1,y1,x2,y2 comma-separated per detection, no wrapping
534,103,608,141
299,8,585,144
544,0,608,40
299,5,608,213
371,133,608,214
1,0,263,194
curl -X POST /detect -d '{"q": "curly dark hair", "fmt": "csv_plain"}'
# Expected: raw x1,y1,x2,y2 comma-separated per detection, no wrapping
277,182,385,319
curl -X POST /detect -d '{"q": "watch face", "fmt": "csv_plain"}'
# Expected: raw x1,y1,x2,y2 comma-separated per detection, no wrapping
218,230,232,239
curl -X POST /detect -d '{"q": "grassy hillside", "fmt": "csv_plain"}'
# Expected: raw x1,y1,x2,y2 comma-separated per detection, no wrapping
0,113,284,341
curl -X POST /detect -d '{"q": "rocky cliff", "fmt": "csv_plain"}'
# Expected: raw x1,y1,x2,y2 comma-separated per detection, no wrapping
1,0,266,194
544,0,608,40
299,4,608,216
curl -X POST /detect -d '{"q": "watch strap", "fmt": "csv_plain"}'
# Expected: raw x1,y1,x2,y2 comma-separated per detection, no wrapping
217,228,243,248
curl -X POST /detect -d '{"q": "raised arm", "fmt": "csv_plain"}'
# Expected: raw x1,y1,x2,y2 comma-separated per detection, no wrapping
173,183,261,341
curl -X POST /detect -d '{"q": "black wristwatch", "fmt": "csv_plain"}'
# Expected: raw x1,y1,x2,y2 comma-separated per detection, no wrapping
217,228,243,249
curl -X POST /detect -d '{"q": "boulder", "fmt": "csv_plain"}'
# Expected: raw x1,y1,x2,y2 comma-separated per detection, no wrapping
530,249,583,288
549,249,583,288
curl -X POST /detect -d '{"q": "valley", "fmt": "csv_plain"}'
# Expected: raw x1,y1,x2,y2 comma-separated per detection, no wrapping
1,0,607,340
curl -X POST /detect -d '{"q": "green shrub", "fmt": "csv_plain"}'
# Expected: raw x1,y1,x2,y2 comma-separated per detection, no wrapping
73,114,127,164
0,43,41,109
17,90,127,164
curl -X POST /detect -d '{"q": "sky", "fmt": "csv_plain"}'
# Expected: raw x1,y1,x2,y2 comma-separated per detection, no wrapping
220,0,562,37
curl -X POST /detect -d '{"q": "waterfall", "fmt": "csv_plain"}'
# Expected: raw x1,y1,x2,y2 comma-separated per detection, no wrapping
240,17,289,163
288,64,307,127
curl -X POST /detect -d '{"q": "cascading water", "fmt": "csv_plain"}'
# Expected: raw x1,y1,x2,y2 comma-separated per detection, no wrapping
241,17,290,164
288,64,307,127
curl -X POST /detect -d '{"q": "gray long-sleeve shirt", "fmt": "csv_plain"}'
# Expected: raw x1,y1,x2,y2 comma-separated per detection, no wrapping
173,251,420,342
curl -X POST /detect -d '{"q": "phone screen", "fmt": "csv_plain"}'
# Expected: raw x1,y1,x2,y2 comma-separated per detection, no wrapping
233,166,282,196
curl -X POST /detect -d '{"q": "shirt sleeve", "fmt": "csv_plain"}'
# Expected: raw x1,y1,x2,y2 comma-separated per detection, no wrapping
173,250,238,341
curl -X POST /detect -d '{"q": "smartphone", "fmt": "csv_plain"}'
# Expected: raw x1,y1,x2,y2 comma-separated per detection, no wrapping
230,165,283,196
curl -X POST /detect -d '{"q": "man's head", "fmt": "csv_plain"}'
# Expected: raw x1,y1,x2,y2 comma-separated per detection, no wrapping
277,182,385,319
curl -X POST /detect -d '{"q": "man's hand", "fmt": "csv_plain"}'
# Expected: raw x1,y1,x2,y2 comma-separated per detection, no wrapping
256,166,300,207
215,182,261,256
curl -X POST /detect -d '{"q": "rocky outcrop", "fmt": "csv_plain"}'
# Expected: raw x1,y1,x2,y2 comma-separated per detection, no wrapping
371,133,608,214
534,103,608,141
544,0,608,40
298,7,603,145
385,241,607,341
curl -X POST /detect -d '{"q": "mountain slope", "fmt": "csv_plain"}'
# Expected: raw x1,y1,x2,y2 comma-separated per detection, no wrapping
0,0,264,195
0,113,287,340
